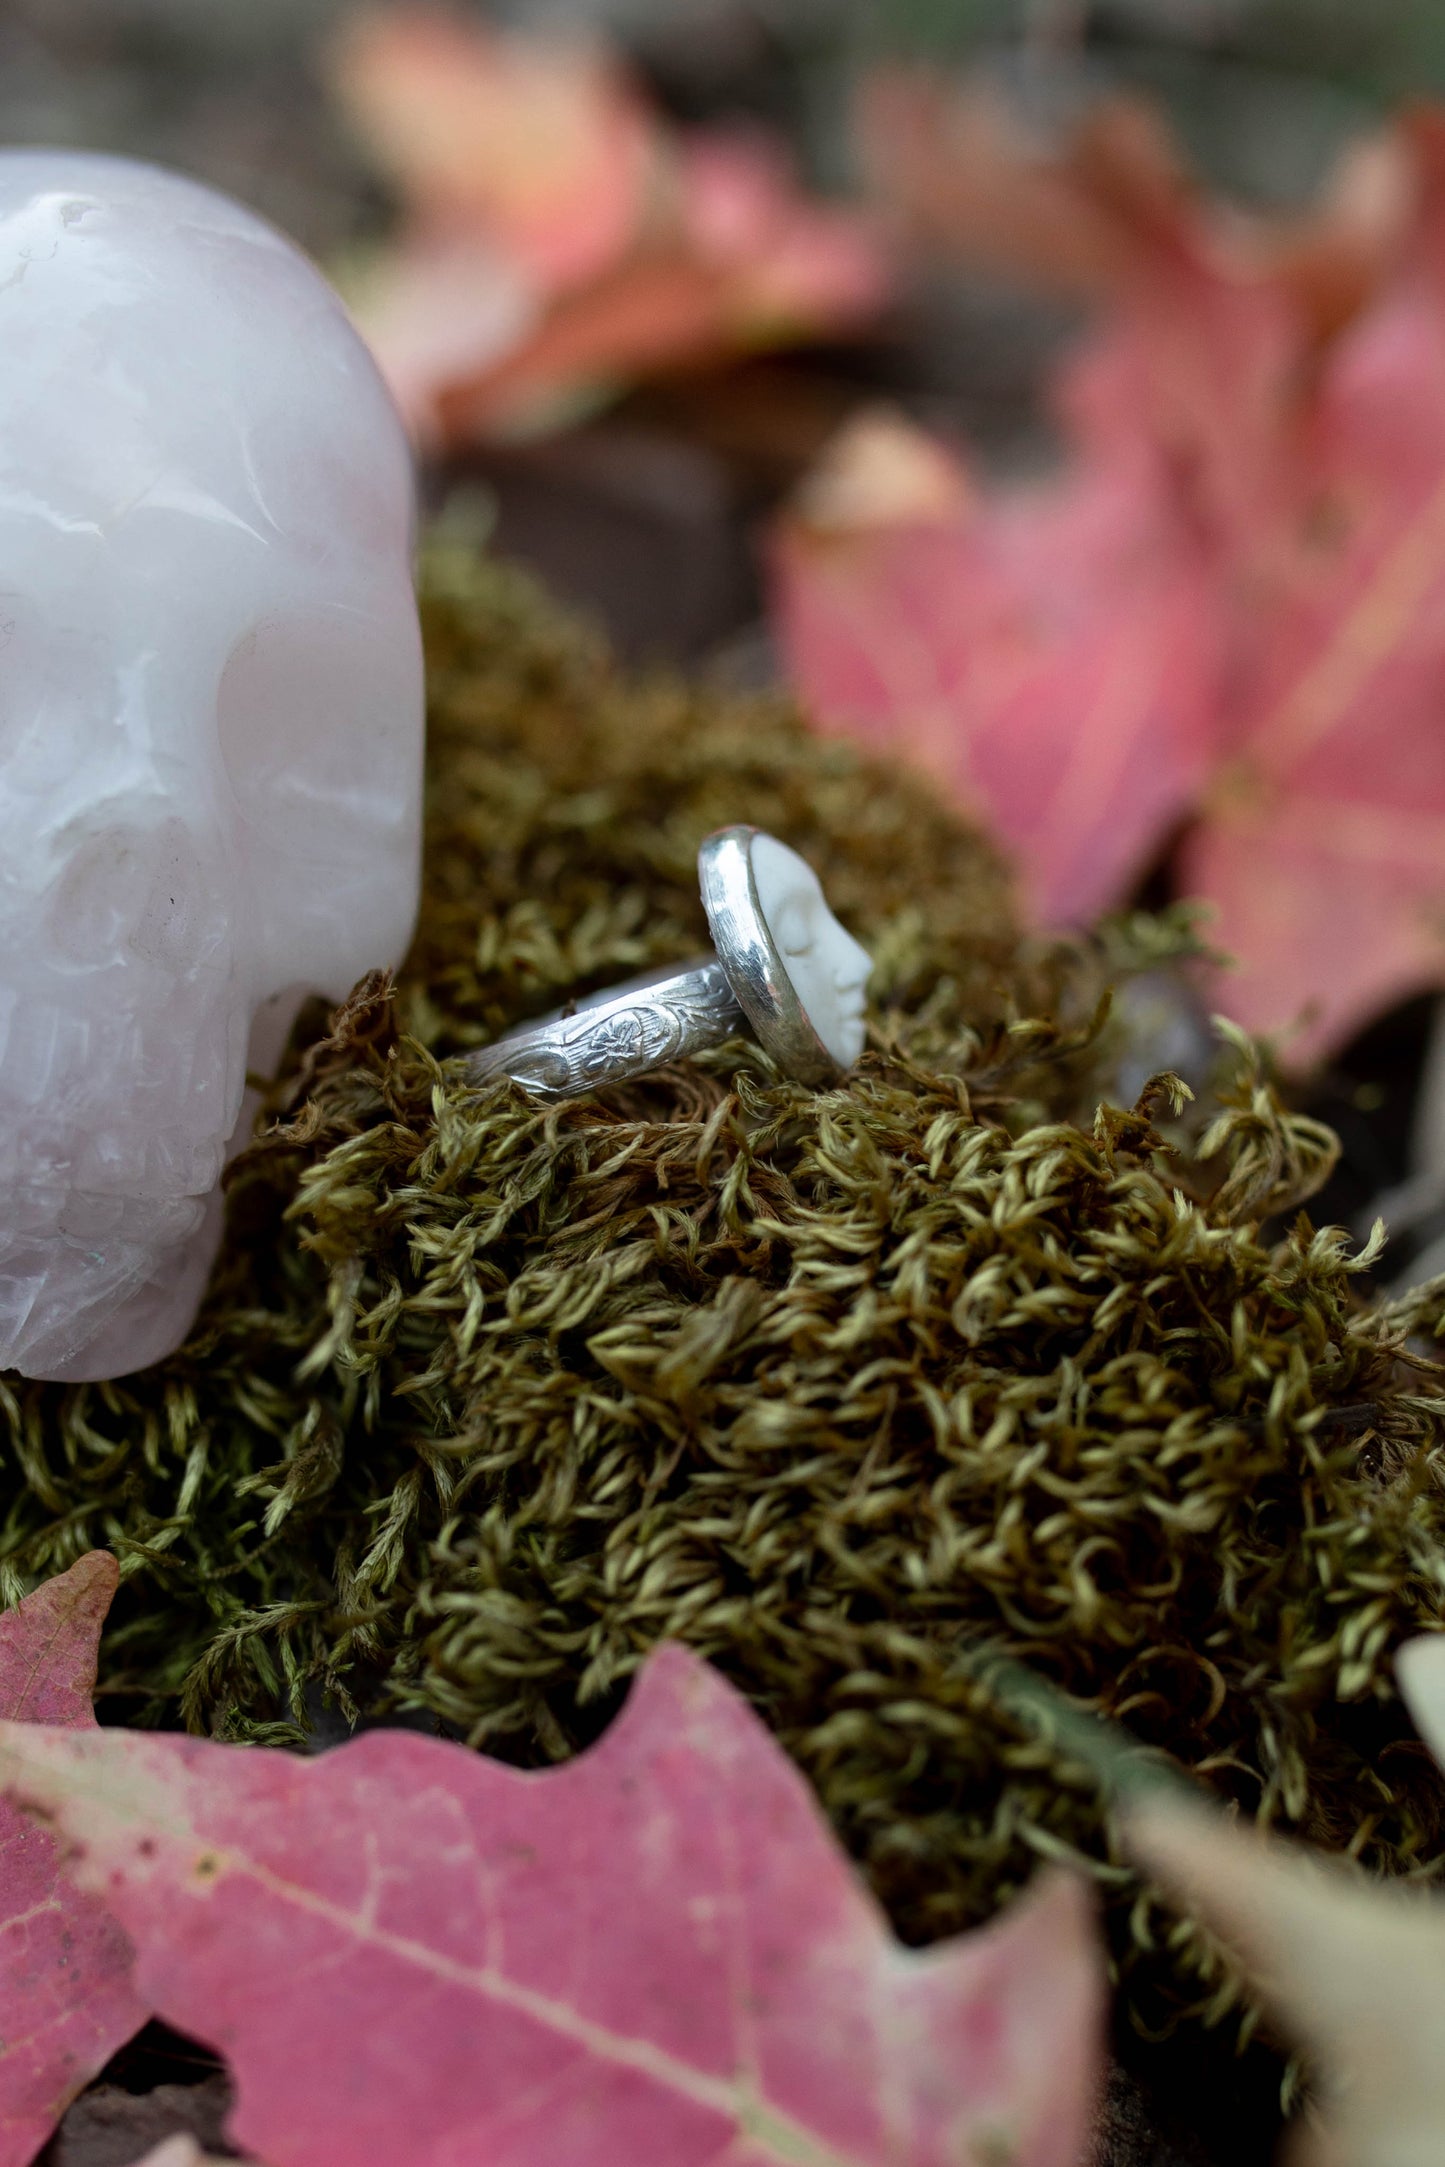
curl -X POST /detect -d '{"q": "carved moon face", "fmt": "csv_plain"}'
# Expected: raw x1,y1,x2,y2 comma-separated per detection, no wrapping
749,834,872,1069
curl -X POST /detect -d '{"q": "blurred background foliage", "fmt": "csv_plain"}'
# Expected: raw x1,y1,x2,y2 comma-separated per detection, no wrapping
6,0,1445,249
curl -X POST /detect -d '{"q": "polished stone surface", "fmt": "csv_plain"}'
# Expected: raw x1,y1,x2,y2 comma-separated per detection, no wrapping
0,151,423,1379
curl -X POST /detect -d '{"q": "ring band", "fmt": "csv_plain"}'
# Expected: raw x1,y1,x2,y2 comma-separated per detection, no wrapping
464,957,743,1102
464,824,871,1102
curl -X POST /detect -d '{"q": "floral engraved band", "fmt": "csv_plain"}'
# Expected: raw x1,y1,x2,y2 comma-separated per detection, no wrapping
464,825,873,1102
468,960,744,1100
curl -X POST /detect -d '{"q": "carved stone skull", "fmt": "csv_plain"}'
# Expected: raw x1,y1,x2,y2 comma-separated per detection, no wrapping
0,153,424,1380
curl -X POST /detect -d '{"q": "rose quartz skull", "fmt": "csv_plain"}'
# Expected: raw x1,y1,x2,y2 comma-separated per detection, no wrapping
0,153,424,1380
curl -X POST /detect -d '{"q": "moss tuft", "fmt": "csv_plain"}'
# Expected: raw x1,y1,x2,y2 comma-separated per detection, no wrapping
5,548,1445,2042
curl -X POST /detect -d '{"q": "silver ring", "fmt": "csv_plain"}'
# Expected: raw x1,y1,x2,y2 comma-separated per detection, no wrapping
464,825,872,1102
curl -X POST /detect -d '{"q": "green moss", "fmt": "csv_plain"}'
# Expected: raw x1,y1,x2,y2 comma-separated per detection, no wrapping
4,547,1445,2042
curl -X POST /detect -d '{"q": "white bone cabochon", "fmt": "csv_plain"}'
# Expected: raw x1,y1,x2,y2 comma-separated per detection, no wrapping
0,153,424,1380
749,834,872,1070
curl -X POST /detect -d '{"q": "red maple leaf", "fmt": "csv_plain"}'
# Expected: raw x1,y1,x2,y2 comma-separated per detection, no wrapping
1180,151,1445,1054
0,1644,1103,2167
774,82,1445,1063
328,7,888,448
0,1553,145,2166
770,400,1223,927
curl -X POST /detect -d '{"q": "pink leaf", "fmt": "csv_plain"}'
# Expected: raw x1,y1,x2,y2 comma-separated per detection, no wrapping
862,67,1412,356
863,79,1310,556
776,82,1445,1056
0,1645,1103,2167
772,97,1293,929
329,8,656,294
1181,270,1445,1059
328,12,887,448
0,1553,145,2167
676,133,888,338
859,70,1135,298
437,211,885,449
770,405,1222,925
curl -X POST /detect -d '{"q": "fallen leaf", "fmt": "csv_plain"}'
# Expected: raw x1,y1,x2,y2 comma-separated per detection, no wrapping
0,1553,145,2167
330,8,657,292
1057,114,1303,569
1115,1631,1445,2167
1179,227,1445,1057
0,1644,1103,2167
437,175,885,449
862,65,1413,346
859,70,1134,297
775,82,1445,1061
328,11,887,446
675,132,886,339
770,402,1222,924
774,91,1288,927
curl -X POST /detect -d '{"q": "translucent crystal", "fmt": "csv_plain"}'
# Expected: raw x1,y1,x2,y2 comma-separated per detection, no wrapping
0,153,424,1380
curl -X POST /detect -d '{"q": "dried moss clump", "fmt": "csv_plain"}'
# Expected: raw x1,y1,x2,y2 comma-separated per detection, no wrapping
4,551,1445,2042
